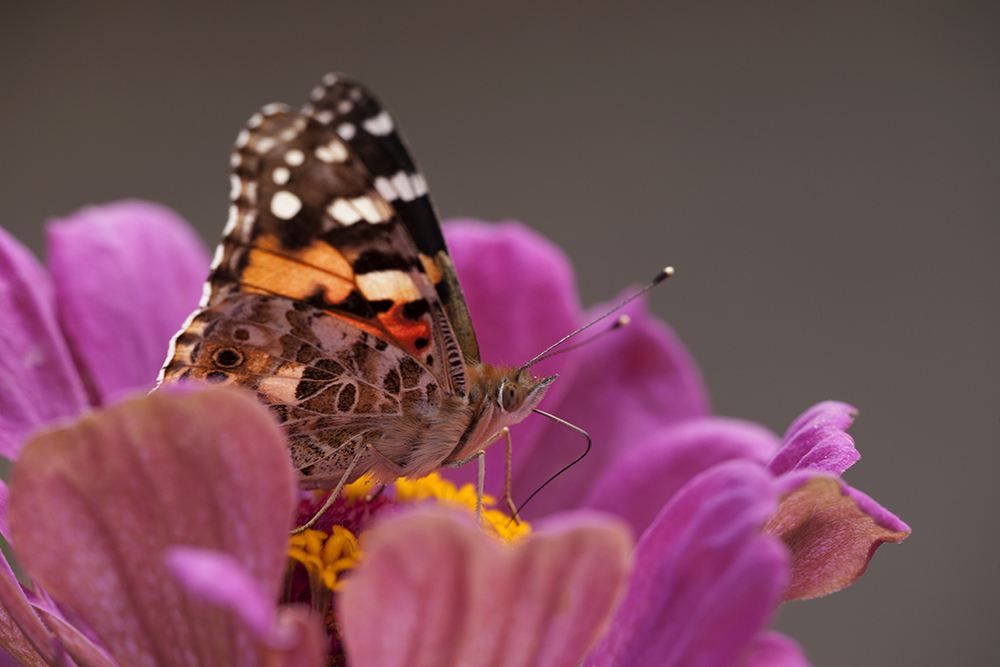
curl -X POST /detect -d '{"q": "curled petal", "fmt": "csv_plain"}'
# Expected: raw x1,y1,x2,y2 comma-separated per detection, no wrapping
46,200,209,404
740,632,811,667
0,225,88,459
166,547,325,667
340,508,632,667
513,295,710,518
768,401,859,477
165,547,275,640
10,386,296,667
259,607,327,667
442,220,583,493
766,474,911,601
587,461,787,667
584,417,779,537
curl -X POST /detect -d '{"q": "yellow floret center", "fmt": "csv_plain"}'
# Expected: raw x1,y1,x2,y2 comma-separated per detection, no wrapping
394,473,532,543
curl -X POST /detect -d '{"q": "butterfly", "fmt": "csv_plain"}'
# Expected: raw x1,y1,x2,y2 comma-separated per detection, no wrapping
159,74,556,523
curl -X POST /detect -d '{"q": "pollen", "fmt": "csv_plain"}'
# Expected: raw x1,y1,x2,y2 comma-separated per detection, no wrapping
394,473,532,543
288,526,361,593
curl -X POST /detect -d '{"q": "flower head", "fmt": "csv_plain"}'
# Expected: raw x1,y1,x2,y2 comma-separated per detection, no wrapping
0,203,909,667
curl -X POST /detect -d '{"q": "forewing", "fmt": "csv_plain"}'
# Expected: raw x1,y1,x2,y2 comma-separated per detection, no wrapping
304,74,481,365
199,103,467,394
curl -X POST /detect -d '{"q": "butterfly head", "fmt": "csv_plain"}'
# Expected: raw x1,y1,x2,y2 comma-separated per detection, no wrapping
468,364,556,430
496,368,557,419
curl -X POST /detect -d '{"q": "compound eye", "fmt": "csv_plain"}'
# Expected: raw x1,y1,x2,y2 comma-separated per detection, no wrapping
500,381,522,412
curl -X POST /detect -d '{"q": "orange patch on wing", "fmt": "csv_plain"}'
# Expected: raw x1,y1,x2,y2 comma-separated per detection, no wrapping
242,235,355,303
379,302,433,357
419,253,443,285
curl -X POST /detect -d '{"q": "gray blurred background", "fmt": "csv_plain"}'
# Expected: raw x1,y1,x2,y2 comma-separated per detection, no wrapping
2,1,996,664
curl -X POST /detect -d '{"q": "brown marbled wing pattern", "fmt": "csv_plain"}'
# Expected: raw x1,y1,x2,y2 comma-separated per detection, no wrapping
162,293,469,488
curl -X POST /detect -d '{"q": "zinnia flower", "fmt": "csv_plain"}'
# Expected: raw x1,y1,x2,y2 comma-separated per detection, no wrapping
0,202,909,666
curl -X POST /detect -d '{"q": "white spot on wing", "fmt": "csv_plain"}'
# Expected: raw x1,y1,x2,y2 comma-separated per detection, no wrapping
223,205,239,236
363,110,394,136
337,100,353,114
229,153,241,168
314,140,348,163
391,171,416,201
411,173,428,197
337,123,356,140
261,103,285,116
255,137,276,154
322,73,338,87
328,198,361,225
314,110,333,124
272,167,290,185
235,129,250,148
352,196,384,223
210,243,225,270
247,113,264,128
356,270,421,302
270,191,302,220
284,149,305,166
229,175,242,200
374,176,398,201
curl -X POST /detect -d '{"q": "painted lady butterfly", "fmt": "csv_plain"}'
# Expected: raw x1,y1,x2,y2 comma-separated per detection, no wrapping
159,75,556,522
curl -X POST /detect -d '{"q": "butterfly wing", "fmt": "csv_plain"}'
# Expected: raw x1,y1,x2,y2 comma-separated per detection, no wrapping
160,97,469,485
303,74,481,366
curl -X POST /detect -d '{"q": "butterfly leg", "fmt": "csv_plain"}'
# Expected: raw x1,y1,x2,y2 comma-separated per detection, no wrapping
292,441,369,534
499,428,521,524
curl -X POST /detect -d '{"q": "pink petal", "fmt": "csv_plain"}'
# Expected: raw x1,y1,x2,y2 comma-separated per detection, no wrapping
32,608,118,667
0,583,52,667
10,386,296,667
340,508,632,667
165,547,275,639
512,295,711,518
767,401,859,477
166,547,325,667
46,200,209,404
259,607,327,667
740,632,811,667
0,225,88,459
586,461,787,667
584,417,779,537
0,483,59,666
442,220,583,493
766,474,911,601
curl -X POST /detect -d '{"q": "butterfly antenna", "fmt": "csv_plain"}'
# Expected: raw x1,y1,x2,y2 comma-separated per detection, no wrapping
518,267,674,373
527,314,632,366
509,409,591,523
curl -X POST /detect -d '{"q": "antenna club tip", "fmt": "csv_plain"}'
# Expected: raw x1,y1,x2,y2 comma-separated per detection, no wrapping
654,266,674,283
613,314,631,328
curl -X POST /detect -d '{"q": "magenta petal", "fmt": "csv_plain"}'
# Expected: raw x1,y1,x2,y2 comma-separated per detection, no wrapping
31,608,117,667
166,547,274,639
584,417,780,538
46,200,209,404
10,387,296,667
767,401,859,477
442,220,584,492
259,607,327,667
767,474,910,601
740,632,811,667
340,508,632,667
0,225,88,459
512,295,711,518
586,461,787,667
